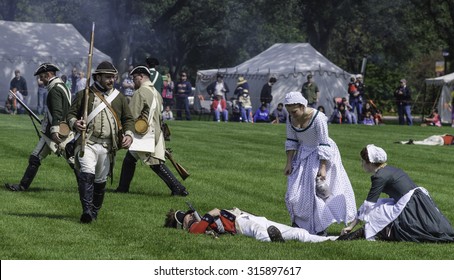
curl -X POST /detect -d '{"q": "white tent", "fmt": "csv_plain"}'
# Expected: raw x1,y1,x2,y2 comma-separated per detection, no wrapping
425,72,454,124
195,43,352,117
0,20,112,110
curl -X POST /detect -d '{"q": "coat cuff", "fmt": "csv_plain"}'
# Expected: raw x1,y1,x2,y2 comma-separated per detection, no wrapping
69,117,78,130
201,214,214,224
124,130,134,137
50,125,60,134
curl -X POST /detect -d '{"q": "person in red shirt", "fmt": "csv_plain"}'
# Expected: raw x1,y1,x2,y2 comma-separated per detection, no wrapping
164,207,337,243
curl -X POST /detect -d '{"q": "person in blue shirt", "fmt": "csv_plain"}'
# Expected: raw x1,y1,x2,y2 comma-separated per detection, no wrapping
253,104,270,123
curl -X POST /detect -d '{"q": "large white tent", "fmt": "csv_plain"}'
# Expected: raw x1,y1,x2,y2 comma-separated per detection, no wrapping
425,72,454,124
0,20,112,110
195,43,352,117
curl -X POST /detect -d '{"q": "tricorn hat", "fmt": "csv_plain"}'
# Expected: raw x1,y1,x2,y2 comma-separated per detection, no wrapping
174,210,194,227
92,61,118,75
130,65,151,77
34,63,60,76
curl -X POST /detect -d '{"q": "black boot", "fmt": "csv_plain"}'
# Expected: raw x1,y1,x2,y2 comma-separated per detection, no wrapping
92,182,106,219
150,164,189,196
78,172,95,224
115,152,137,193
5,155,41,191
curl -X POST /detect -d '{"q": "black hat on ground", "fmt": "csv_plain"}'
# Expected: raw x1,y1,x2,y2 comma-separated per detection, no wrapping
34,63,60,76
146,57,160,67
92,61,118,75
130,65,151,77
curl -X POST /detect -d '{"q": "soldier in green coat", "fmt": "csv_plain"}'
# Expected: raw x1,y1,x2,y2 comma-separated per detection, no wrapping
146,57,163,94
67,61,134,223
5,63,73,192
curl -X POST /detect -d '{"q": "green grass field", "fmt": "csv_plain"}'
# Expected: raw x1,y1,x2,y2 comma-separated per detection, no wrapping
1,114,453,260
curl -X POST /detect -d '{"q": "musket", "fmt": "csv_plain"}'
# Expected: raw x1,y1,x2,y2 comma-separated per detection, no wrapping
185,201,201,221
165,148,190,180
80,22,95,158
9,90,42,124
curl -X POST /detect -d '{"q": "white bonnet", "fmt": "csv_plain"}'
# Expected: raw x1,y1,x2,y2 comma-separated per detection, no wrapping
366,144,387,163
284,91,308,106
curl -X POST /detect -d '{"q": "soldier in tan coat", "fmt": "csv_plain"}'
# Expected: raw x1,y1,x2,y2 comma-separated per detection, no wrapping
115,66,188,196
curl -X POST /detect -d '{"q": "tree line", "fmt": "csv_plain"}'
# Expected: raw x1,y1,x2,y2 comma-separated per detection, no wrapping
1,0,453,113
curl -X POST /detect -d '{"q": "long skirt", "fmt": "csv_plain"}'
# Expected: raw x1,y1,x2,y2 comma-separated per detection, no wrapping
361,188,454,242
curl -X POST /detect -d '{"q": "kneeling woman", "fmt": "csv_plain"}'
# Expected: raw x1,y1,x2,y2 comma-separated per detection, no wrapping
340,145,454,242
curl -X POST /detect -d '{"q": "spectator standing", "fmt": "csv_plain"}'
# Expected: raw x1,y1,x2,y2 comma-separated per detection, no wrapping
207,73,230,100
253,104,270,123
301,74,319,108
271,103,288,124
347,76,362,122
260,77,277,110
10,69,28,106
146,57,163,94
394,79,413,125
174,71,192,120
75,71,87,93
162,73,174,108
69,67,78,97
450,88,454,127
36,76,48,115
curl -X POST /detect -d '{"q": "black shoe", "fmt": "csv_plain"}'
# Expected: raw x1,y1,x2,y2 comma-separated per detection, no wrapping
80,213,93,224
114,188,129,193
172,189,189,196
5,183,26,191
267,225,285,242
337,227,365,241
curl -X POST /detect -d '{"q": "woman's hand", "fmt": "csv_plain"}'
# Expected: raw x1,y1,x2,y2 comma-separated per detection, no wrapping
341,218,358,235
340,226,353,236
284,164,292,176
317,160,327,180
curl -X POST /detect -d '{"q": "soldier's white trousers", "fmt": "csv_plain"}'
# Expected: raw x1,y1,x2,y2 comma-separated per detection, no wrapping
235,214,337,243
77,143,110,183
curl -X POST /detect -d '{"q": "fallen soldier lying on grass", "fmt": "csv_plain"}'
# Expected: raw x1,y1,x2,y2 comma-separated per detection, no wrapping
395,134,454,146
164,207,338,243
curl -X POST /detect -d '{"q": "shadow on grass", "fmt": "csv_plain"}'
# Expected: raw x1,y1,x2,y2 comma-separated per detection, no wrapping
105,188,177,198
5,212,75,221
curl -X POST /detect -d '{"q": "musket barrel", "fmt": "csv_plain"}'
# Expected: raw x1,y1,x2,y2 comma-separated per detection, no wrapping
79,22,95,158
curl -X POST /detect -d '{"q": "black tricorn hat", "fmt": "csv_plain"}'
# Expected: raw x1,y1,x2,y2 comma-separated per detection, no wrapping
175,209,194,227
146,57,160,67
92,61,118,75
130,65,151,77
34,63,60,76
